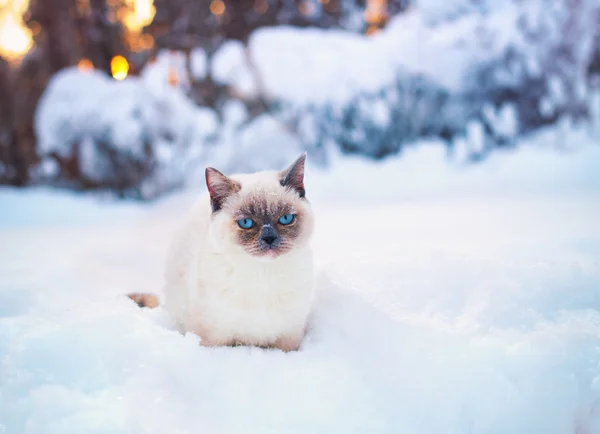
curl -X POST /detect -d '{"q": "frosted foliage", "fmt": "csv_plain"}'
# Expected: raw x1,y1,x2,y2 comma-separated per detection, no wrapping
212,40,257,98
142,50,191,93
466,121,486,155
190,48,207,80
196,108,219,138
78,137,109,183
472,0,600,130
590,86,600,136
482,104,518,140
35,69,153,160
221,99,249,128
200,0,600,162
207,114,303,174
34,68,219,198
416,0,476,22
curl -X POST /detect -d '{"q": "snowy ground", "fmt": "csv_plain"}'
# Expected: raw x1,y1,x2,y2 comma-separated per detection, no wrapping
1,129,600,434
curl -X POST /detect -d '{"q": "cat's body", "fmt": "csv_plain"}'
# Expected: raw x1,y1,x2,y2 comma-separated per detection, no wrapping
162,156,315,351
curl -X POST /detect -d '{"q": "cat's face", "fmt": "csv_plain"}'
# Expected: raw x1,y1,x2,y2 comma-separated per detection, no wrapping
205,154,314,259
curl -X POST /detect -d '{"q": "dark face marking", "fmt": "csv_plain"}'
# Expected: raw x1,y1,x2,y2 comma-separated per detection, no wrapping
233,195,304,258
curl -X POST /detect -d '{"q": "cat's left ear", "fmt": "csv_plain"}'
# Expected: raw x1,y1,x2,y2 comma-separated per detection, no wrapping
280,153,306,198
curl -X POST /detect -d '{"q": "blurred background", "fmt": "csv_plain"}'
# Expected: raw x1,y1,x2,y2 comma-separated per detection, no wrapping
0,0,599,199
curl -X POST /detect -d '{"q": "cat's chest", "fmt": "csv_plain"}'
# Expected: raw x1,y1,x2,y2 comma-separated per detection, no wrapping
197,250,311,298
183,249,314,339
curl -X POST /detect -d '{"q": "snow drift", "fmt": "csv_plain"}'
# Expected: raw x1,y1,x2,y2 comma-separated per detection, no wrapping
1,126,600,434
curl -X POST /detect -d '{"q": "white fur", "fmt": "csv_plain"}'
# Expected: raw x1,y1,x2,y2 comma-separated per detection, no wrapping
163,170,315,348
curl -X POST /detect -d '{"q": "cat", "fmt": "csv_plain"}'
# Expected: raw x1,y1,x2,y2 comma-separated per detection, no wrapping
130,154,315,352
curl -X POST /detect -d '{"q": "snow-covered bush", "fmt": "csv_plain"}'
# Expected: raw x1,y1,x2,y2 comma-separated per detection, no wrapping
34,67,218,198
199,100,303,176
209,0,599,163
278,74,469,160
211,11,494,162
468,0,600,139
34,64,304,198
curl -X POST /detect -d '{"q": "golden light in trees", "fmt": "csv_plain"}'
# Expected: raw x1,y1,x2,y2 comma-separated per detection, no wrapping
167,66,179,87
122,0,155,32
0,5,33,61
210,0,225,16
75,0,91,16
77,58,94,72
110,55,129,80
139,34,154,50
121,0,156,51
299,1,315,16
366,25,380,37
29,20,41,36
133,0,153,25
0,0,157,61
254,0,268,15
365,0,387,32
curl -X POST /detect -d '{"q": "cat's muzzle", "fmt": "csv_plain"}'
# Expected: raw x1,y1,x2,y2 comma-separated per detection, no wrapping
258,224,281,251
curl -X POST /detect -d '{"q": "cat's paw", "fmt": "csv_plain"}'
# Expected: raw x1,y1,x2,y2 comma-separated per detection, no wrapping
272,334,304,352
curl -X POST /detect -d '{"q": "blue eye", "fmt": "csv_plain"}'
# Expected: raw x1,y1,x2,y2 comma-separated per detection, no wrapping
237,218,255,229
278,213,295,225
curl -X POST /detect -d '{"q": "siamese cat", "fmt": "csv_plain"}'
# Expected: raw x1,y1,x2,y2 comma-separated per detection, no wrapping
130,154,315,352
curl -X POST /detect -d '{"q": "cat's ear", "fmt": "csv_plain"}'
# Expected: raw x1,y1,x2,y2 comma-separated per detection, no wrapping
279,153,306,198
205,167,241,212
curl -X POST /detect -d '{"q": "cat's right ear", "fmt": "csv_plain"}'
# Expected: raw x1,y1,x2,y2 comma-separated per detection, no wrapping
205,167,241,212
280,153,306,198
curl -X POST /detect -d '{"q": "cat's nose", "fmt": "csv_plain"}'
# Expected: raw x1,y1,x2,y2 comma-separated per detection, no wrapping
262,235,277,245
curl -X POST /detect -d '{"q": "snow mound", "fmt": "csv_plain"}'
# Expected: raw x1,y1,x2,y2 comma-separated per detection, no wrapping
306,126,600,203
219,3,519,107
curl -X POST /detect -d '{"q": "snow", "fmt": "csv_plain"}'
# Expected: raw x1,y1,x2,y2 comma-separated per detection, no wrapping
311,125,600,202
34,66,212,192
33,66,305,196
213,41,258,98
221,2,521,107
1,127,600,433
249,27,390,105
190,48,207,80
207,1,573,161
142,50,191,93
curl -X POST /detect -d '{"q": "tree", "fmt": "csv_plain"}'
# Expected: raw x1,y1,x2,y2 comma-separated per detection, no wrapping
0,56,19,185
0,0,131,186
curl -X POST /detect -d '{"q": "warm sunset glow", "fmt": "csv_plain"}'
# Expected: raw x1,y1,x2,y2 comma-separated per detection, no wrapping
110,55,129,80
0,0,158,62
167,66,179,87
134,0,153,24
139,34,154,50
120,0,156,52
123,0,155,32
78,58,94,72
299,1,315,16
365,0,387,27
0,10,32,60
366,25,380,36
254,0,268,14
210,0,225,16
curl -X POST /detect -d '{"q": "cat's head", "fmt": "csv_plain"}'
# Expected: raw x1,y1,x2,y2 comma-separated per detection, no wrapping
205,154,314,259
